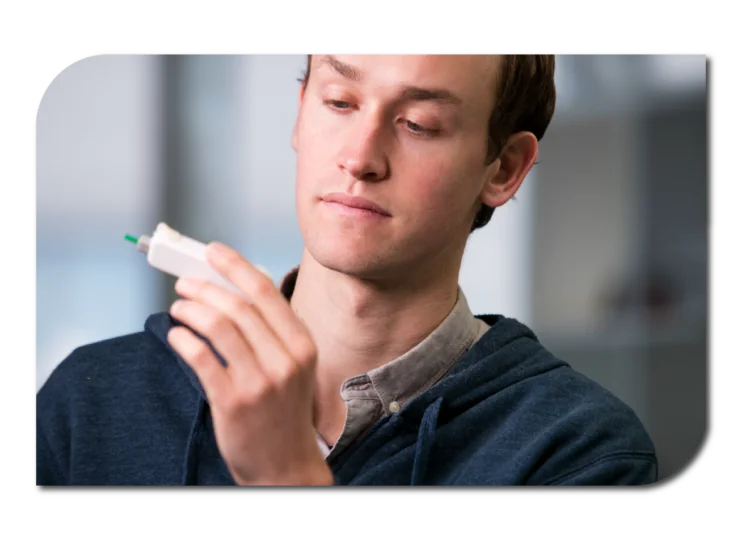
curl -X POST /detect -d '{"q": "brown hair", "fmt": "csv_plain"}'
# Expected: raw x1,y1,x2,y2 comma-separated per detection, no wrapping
299,55,556,232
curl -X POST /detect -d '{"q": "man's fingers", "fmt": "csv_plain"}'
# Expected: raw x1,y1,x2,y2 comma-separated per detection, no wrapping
170,299,265,386
174,278,298,383
204,243,317,365
167,326,233,405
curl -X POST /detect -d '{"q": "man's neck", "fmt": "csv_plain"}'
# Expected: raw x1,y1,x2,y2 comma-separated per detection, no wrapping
289,250,462,444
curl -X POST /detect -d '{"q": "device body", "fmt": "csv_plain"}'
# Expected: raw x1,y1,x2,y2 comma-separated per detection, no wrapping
136,223,267,295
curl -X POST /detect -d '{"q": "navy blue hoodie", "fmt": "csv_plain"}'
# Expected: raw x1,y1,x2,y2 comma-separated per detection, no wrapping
36,312,657,485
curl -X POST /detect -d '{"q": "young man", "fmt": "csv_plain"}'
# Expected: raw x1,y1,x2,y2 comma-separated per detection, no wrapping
37,55,657,485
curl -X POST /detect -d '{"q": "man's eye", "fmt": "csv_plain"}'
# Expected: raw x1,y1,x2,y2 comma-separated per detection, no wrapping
406,120,426,133
325,100,353,110
404,120,438,136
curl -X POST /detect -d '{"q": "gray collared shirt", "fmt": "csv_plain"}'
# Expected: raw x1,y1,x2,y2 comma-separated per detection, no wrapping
279,267,490,462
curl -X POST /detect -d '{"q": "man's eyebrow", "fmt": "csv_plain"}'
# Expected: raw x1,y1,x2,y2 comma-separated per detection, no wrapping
399,86,463,106
318,55,362,81
317,56,463,106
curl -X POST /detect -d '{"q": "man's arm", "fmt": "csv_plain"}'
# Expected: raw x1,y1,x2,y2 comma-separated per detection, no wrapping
541,453,658,486
37,346,90,486
35,410,66,486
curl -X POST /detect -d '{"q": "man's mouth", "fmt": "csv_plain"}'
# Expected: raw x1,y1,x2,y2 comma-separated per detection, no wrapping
321,193,391,217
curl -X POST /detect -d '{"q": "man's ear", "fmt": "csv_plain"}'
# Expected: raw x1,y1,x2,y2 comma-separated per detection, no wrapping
291,84,307,152
479,132,540,209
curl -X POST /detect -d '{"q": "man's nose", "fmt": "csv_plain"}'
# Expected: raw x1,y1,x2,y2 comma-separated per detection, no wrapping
336,115,390,182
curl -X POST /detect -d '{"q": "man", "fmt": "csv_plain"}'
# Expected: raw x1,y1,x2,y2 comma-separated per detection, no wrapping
37,55,657,485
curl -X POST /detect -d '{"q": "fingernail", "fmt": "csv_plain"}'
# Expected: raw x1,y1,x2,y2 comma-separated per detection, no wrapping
204,243,227,266
209,242,229,256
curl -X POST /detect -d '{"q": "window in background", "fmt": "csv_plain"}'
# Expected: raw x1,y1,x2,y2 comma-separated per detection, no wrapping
36,55,164,390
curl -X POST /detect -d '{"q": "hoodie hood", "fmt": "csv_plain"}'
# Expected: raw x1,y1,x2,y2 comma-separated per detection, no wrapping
402,313,567,484
402,313,567,417
327,313,570,484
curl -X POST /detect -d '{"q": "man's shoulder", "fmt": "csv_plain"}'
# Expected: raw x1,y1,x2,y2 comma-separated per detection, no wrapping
44,331,164,383
515,365,657,483
470,316,649,435
483,349,656,483
37,317,189,408
525,361,651,435
36,317,203,485
449,320,657,481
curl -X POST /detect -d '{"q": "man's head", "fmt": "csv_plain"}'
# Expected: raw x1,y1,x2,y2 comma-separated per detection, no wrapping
291,55,555,281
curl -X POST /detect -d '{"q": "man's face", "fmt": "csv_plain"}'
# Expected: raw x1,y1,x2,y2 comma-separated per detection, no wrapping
292,55,500,280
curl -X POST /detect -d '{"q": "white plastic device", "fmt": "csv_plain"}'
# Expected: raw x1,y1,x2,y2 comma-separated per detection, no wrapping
128,222,270,294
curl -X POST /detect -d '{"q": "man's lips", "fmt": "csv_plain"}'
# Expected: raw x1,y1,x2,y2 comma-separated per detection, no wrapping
321,193,391,217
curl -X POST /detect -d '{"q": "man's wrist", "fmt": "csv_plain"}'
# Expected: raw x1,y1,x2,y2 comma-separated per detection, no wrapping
286,457,334,486
304,462,334,486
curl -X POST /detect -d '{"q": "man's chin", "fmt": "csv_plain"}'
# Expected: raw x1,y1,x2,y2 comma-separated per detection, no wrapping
300,222,410,279
309,245,394,280
317,254,380,278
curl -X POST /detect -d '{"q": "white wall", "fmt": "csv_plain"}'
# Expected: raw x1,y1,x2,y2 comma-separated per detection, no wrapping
459,174,534,323
37,55,162,234
36,55,163,390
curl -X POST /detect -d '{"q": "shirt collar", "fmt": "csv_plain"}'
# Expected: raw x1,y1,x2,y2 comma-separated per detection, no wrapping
364,287,484,412
279,265,487,413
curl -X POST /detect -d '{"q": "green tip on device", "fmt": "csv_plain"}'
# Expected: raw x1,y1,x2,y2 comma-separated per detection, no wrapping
124,234,138,244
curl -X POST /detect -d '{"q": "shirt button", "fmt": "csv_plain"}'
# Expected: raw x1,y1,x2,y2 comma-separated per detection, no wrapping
389,401,401,414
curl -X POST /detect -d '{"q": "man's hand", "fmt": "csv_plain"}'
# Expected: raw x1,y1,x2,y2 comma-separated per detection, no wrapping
166,242,332,486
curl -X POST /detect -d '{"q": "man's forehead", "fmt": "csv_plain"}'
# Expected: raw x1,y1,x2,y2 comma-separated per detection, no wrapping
313,55,500,102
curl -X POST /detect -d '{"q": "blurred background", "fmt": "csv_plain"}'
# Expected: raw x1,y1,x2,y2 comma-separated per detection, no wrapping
36,55,707,482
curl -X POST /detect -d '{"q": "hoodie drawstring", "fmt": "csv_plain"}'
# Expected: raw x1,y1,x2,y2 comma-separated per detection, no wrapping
411,397,443,485
181,397,207,485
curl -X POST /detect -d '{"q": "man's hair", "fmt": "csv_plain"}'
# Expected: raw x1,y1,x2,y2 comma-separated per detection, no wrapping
299,55,557,232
